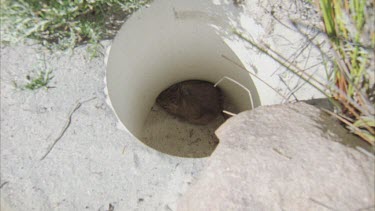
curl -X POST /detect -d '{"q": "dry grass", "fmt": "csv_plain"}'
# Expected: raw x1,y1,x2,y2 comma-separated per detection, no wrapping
316,0,374,144
236,0,374,144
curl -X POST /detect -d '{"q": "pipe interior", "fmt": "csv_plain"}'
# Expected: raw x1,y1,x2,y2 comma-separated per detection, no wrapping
106,7,261,157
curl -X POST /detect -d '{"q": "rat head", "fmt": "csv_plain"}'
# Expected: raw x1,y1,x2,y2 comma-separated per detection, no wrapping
156,83,182,114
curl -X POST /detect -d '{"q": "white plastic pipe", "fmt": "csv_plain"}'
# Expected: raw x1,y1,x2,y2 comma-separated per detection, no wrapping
106,0,261,138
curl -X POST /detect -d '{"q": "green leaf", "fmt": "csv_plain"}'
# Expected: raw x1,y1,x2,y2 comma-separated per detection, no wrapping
354,117,375,128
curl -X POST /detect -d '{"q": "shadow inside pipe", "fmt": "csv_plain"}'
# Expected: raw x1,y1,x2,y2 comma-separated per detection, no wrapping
139,79,245,158
140,104,224,158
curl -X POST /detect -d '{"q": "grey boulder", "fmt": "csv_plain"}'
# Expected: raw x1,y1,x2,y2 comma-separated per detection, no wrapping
178,102,374,211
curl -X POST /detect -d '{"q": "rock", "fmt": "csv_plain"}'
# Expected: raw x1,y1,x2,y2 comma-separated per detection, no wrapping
177,102,374,211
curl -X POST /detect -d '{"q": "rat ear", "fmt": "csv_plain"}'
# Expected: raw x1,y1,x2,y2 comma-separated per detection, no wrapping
169,84,179,92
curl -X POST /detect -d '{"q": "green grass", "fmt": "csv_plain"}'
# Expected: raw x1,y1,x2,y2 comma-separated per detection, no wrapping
0,0,149,55
317,0,374,144
14,69,54,90
1,0,150,90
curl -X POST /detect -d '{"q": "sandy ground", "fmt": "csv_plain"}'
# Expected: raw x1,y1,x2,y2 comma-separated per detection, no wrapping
0,42,210,211
141,104,224,158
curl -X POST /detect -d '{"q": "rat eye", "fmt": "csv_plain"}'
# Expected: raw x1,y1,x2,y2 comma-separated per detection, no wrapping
181,87,191,96
168,95,178,104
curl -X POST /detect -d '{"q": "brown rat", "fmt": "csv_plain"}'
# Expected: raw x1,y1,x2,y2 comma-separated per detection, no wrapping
156,80,223,125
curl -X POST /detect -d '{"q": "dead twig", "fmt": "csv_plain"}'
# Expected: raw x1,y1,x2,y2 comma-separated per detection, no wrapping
309,198,336,210
108,203,114,211
0,181,9,189
356,205,375,211
221,54,289,100
279,76,299,102
322,108,374,145
272,148,292,160
40,97,96,160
